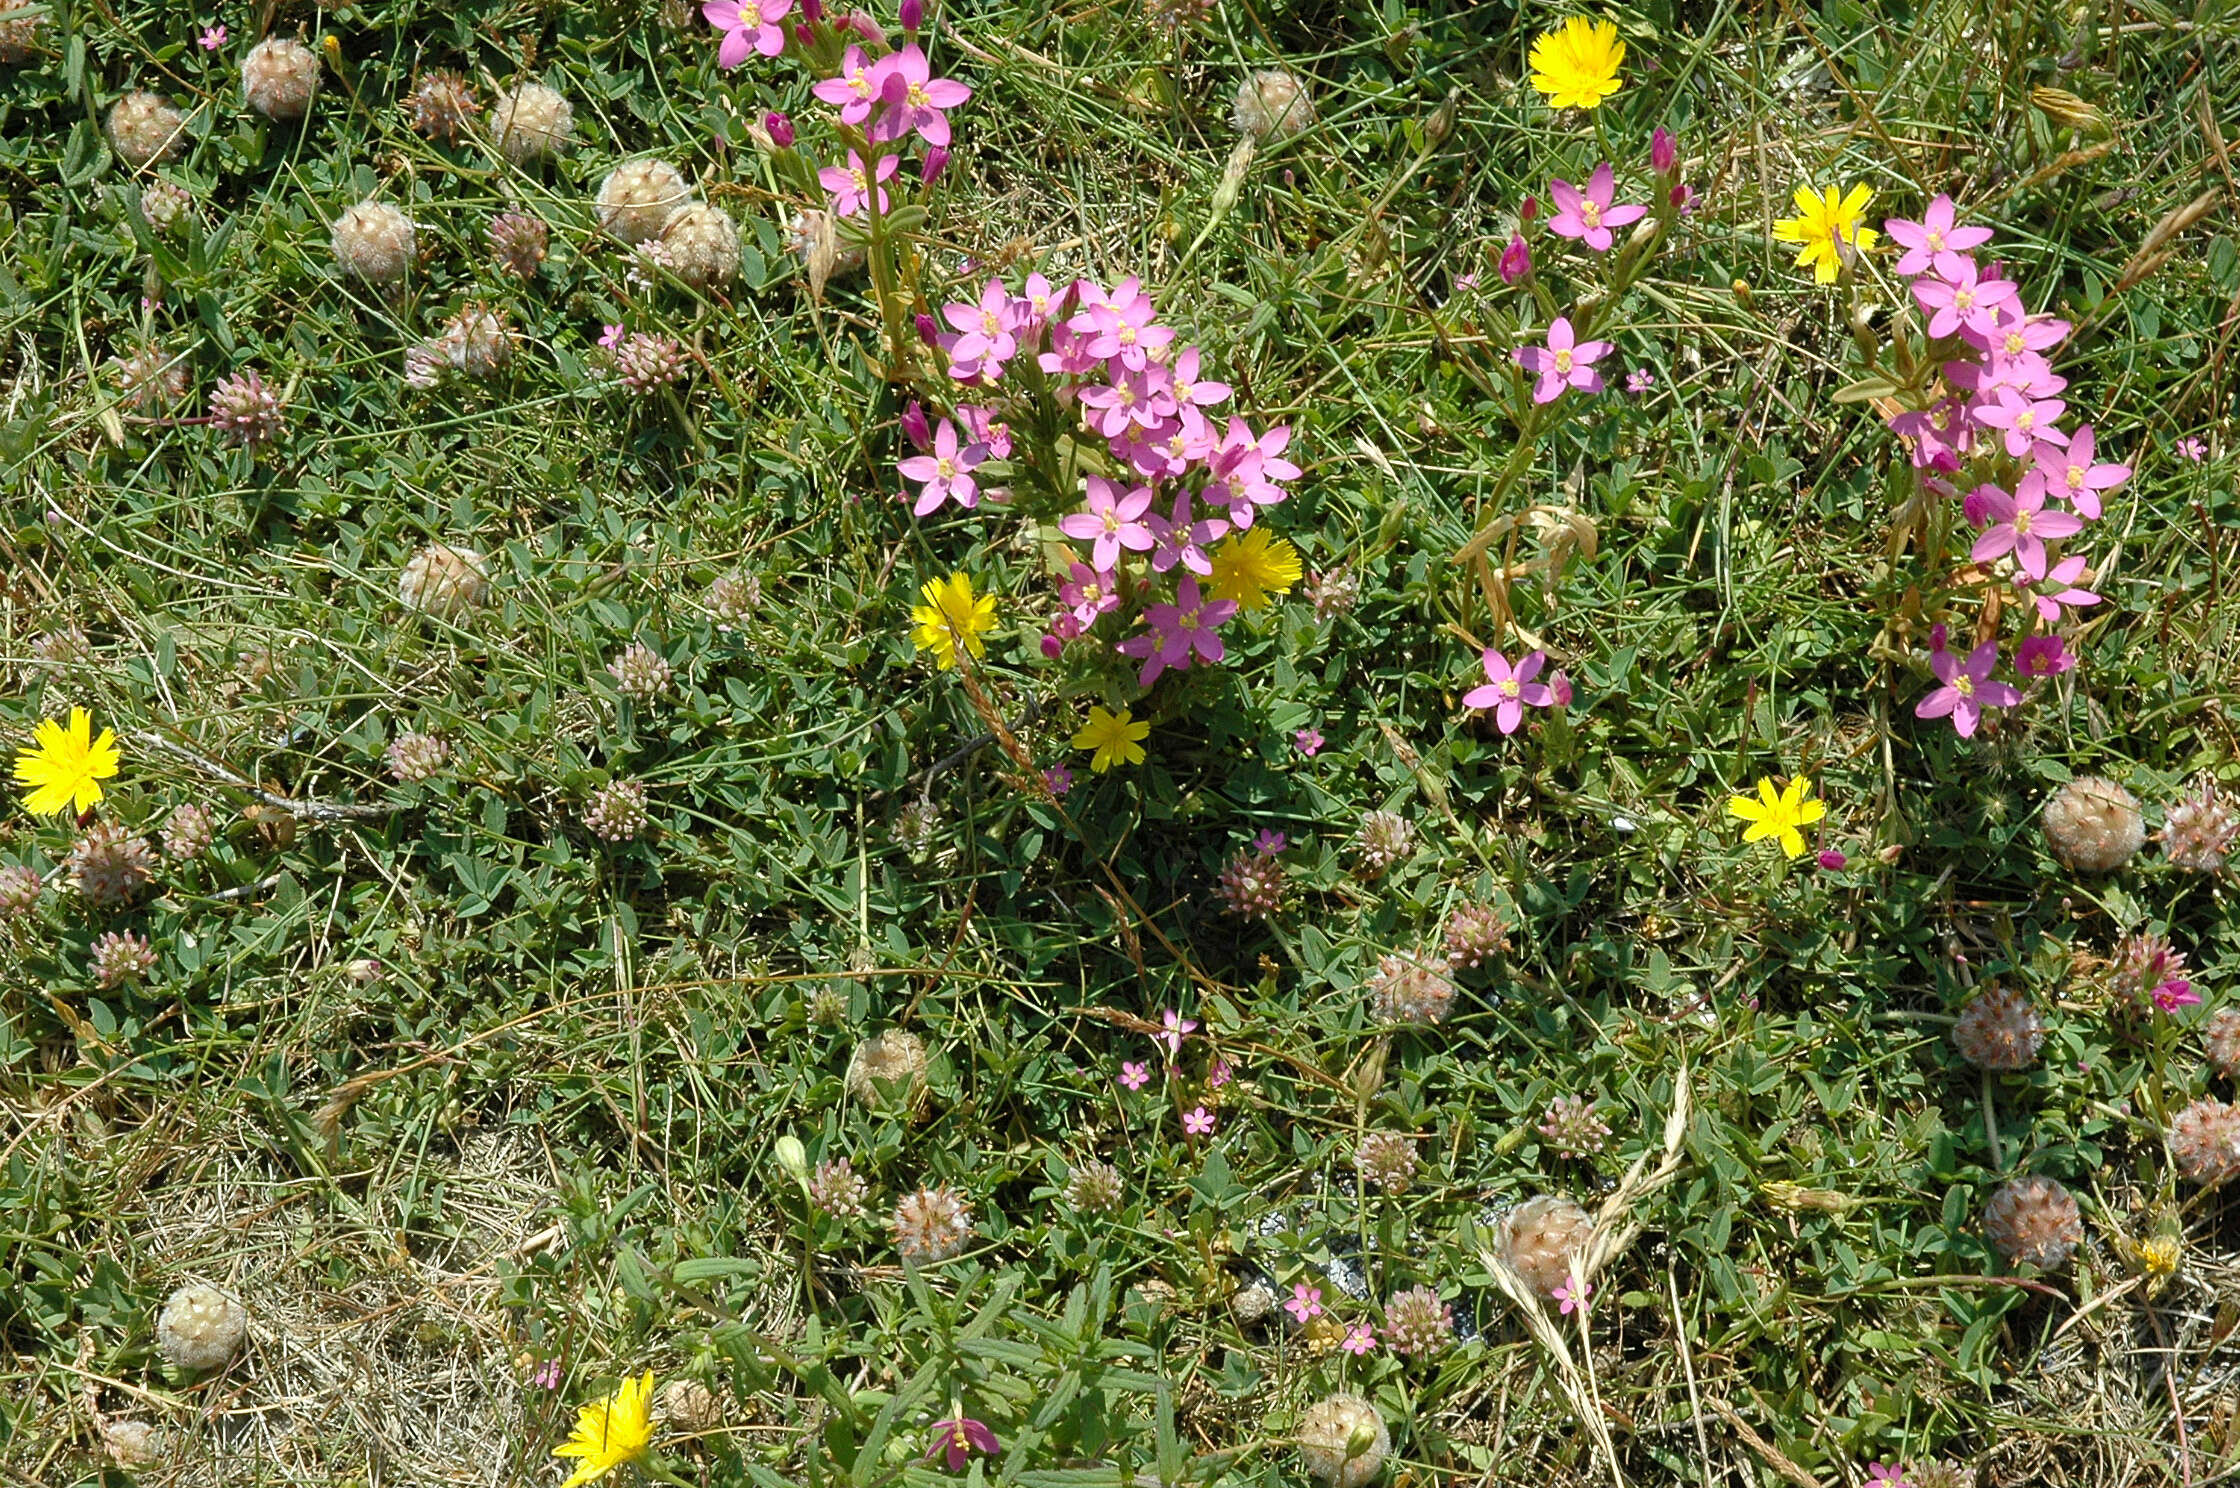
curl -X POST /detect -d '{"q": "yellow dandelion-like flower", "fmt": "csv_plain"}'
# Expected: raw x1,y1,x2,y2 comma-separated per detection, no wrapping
1071,705,1150,774
910,572,997,671
13,707,121,816
1529,17,1626,111
1770,182,1880,284
553,1370,655,1488
1727,775,1826,860
1206,528,1304,612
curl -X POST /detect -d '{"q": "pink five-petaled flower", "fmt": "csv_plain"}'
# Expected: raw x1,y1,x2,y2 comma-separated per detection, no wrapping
1146,489,1226,575
1182,1106,1215,1136
198,24,226,49
2031,554,2103,624
1285,1284,1324,1324
2178,436,2208,462
811,46,883,125
1914,641,2020,739
1885,193,1995,279
1208,1059,1233,1088
1970,476,2082,581
1546,163,1647,252
1119,1060,1149,1091
1254,829,1287,854
1043,765,1073,797
817,150,899,218
898,419,989,516
1340,1323,1377,1356
1462,648,1555,734
704,0,793,66
1167,347,1231,411
871,44,971,147
1117,577,1238,686
1059,562,1119,628
1059,476,1155,571
599,323,625,350
2035,424,2129,521
1864,1464,1910,1488
1159,1009,1198,1057
1911,257,2021,341
2015,634,2076,679
2153,978,2202,1013
1295,727,1324,757
1515,318,1612,404
1971,389,2069,457
1552,1279,1592,1315
925,1419,1001,1473
944,280,1019,377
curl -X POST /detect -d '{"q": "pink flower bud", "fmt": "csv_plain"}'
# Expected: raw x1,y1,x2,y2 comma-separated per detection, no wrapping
793,23,812,45
1929,622,1949,652
915,313,939,344
1520,194,1537,223
1817,849,1847,871
899,0,922,29
1051,612,1081,640
764,111,796,147
1651,126,1676,175
801,0,823,18
1498,233,1530,285
900,400,931,450
1040,632,1064,659
921,145,948,184
1670,182,1696,213
1549,669,1573,706
843,9,882,40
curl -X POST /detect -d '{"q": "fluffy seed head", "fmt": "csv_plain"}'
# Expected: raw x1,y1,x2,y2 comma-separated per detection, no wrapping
2206,1007,2240,1077
1443,901,1510,969
0,14,46,64
658,1378,723,1433
607,642,674,703
102,1419,167,1467
1216,846,1285,919
447,305,516,378
1950,985,2043,1070
1537,1094,1611,1158
1295,1394,1389,1488
807,984,849,1027
161,803,215,860
241,38,320,120
208,368,287,445
810,1156,870,1219
2161,777,2237,873
1982,1175,2083,1270
1231,1277,1277,1324
398,543,492,620
108,92,189,168
1907,1463,1975,1488
596,159,692,244
1497,1194,1593,1298
138,177,194,233
1145,0,1217,31
1355,1131,1419,1194
583,779,651,842
707,571,762,628
614,332,688,396
387,731,450,784
112,345,189,415
1065,1159,1124,1214
68,824,156,909
487,210,549,279
661,204,742,288
156,1283,247,1370
331,200,417,286
406,69,479,141
1369,952,1456,1026
2043,776,2144,872
2170,1097,2240,1185
847,1029,929,1111
91,929,158,988
1380,1285,1454,1359
1352,809,1416,875
0,865,43,916
489,82,574,161
1233,69,1316,144
891,1184,973,1264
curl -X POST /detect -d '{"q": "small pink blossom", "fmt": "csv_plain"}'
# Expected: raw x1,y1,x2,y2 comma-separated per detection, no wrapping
1914,640,2020,739
1285,1284,1324,1324
817,150,899,218
599,323,625,349
704,0,793,67
1498,233,1531,285
1626,368,1655,394
1546,163,1646,252
871,44,972,147
1816,849,1847,871
198,24,226,49
944,280,1020,376
1340,1323,1377,1355
1182,1105,1215,1136
897,419,989,516
1970,390,2069,457
1159,1009,1198,1058
1911,257,2021,341
1117,577,1236,686
1515,317,1611,403
2034,424,2128,520
1865,1464,1910,1488
812,45,884,125
532,1357,562,1389
1059,476,1155,571
2177,436,2208,462
1208,1059,1232,1088
1058,562,1119,628
2015,634,2075,679
1043,765,1074,797
1462,648,1554,734
1145,489,1226,575
1552,1279,1592,1315
925,1419,1001,1473
1294,727,1324,757
1970,475,2082,581
1884,194,1993,279
2152,979,2201,1013
1650,126,1677,176
1119,1060,1149,1091
2030,554,2104,624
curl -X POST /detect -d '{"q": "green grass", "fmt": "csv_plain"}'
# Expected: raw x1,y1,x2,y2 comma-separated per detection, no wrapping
3,0,2240,1484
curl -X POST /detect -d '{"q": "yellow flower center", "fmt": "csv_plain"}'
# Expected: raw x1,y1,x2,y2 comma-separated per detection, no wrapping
935,456,955,480
1499,679,1520,698
2012,509,2031,536
2066,467,2084,490
849,73,873,99
980,310,1001,335
2015,408,2035,430
1924,227,1945,250
1579,200,1602,229
1180,607,1200,628
1553,349,1573,374
1952,673,1975,698
1952,287,1974,311
1102,509,1122,534
2003,330,2026,354
1119,325,1137,346
908,82,932,108
847,167,866,190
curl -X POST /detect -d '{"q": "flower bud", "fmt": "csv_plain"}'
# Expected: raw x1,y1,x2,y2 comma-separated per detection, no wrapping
843,10,882,40
899,0,922,30
921,145,948,184
774,1133,810,1185
1671,182,1696,213
1519,194,1537,223
1549,670,1572,706
1817,849,1847,870
1498,233,1530,285
801,0,824,18
793,21,813,44
1040,633,1064,659
764,110,796,147
900,399,931,449
1651,126,1676,176
915,313,939,344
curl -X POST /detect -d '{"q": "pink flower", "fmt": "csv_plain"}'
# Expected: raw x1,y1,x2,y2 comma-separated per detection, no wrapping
1285,1284,1324,1324
2015,634,2075,679
817,150,899,218
1970,476,2081,580
533,1357,561,1389
1059,476,1155,571
2177,436,2208,462
2030,554,2103,624
1145,489,1226,575
1462,648,1554,734
1865,1464,1910,1488
1117,577,1237,685
1884,194,1993,279
944,280,1020,375
1043,765,1073,797
871,44,971,147
2153,979,2201,1013
1208,1059,1233,1088
197,24,226,49
1816,848,1847,871
1966,304,2070,359
1552,1279,1592,1315
1887,399,1970,472
1167,347,1231,410
958,404,1012,459
1253,830,1287,854
1626,368,1655,394
1911,257,2020,341
1914,641,2020,739
1650,126,1677,176
812,45,884,125
1970,389,2068,457
1340,1323,1377,1355
599,323,625,349
1182,1105,1215,1136
1294,727,1324,757
704,0,793,66
1515,317,1611,403
1546,163,1647,252
1119,1060,1149,1091
897,419,989,516
1498,233,1531,285
1059,562,1119,627
1159,1009,1198,1057
2034,424,2128,520
1204,419,1299,527
925,1418,1001,1473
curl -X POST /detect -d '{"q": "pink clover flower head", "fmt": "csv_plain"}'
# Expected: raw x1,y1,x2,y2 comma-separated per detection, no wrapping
1146,489,1227,575
198,23,226,49
705,0,794,66
1816,848,1847,871
1118,1060,1149,1091
2034,424,2127,521
818,150,899,218
1294,727,1324,757
1970,389,2069,457
1059,475,1155,571
1546,162,1647,252
1864,1464,1910,1488
1498,233,1531,285
812,45,884,125
1970,475,2082,580
1117,577,1236,686
871,44,971,147
1182,1105,1215,1136
2152,978,2201,1014
1552,1279,1592,1315
897,419,989,516
1462,648,1554,734
1515,317,1611,404
1340,1323,1378,1356
1914,641,2020,739
1159,1009,1198,1057
1285,1284,1325,1324
1059,562,1119,627
2177,435,2208,462
2031,554,2103,624
2014,634,2076,679
925,1419,1001,1473
1254,829,1287,855
1043,764,1074,797
1911,257,2021,341
1885,194,1994,279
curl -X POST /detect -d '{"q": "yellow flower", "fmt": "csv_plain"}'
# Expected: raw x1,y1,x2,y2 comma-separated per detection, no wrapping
1206,528,1303,612
553,1370,655,1488
1072,705,1150,774
910,572,997,670
1771,182,1880,284
1727,776,1825,860
13,707,121,816
1529,16,1626,111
